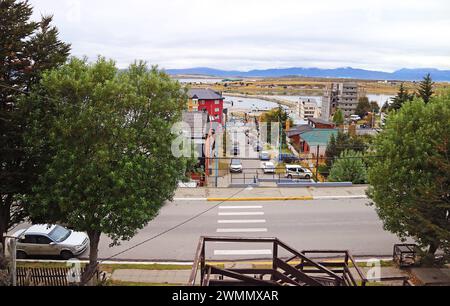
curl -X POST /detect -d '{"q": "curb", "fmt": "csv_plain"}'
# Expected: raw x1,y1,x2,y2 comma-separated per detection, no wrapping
173,195,368,202
207,196,314,202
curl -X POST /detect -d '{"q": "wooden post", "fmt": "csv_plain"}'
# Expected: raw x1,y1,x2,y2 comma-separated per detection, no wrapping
7,237,17,286
315,145,320,180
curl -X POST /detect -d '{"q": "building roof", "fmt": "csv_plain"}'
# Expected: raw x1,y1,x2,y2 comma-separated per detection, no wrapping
300,129,338,146
286,125,313,137
308,118,335,126
187,88,224,100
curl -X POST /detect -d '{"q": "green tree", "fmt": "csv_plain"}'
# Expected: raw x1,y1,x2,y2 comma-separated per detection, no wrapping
390,83,413,111
329,150,367,184
24,58,191,283
417,73,434,104
370,101,380,114
0,0,70,257
325,131,368,168
381,101,390,113
332,109,344,125
355,97,371,118
260,104,291,147
367,96,450,259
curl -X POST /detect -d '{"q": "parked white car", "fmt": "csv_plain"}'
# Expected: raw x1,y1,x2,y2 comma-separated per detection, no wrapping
229,159,243,173
261,162,276,174
14,224,89,260
285,165,313,180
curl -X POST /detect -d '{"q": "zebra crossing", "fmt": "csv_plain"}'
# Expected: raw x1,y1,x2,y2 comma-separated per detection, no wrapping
213,203,272,257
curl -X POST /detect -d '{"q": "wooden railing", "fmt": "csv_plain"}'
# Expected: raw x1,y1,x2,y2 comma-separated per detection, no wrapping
16,267,100,286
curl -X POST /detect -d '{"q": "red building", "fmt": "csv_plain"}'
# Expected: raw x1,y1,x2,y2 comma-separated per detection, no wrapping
188,89,224,124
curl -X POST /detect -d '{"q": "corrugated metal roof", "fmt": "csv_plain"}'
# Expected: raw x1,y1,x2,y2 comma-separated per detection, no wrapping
300,129,338,146
187,88,224,100
286,125,313,137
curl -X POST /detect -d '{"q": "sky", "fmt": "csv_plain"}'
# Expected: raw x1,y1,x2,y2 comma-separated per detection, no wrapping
29,0,450,71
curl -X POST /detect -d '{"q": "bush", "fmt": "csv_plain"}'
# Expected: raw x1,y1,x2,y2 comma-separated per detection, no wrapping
329,150,367,184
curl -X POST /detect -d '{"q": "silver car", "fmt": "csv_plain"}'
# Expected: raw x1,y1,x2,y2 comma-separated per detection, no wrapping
14,224,89,260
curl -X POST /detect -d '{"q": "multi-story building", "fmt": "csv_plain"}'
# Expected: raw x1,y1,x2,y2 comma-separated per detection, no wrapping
297,98,321,121
187,88,224,124
321,82,364,120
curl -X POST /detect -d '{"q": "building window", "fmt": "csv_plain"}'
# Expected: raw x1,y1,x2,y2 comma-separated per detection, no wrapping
215,100,220,104
215,108,220,112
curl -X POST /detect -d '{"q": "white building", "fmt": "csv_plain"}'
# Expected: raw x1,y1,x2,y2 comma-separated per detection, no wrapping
297,98,321,121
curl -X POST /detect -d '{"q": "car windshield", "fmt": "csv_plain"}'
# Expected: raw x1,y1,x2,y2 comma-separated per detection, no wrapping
48,225,71,242
231,159,241,165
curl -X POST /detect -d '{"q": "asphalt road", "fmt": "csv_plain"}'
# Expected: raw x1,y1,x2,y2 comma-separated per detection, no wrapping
91,198,404,262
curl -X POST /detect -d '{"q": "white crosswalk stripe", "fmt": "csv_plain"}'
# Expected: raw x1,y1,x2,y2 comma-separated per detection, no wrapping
218,212,264,216
217,228,267,233
218,219,266,224
214,250,272,256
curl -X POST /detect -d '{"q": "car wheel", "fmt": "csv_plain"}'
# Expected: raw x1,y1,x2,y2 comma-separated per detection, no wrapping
16,251,27,259
60,250,74,260
305,175,311,179
288,175,293,179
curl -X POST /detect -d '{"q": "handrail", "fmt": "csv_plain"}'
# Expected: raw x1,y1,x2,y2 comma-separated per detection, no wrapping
277,239,343,282
188,236,205,286
347,252,368,285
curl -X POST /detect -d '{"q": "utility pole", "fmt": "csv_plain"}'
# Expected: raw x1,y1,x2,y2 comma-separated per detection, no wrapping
315,145,320,181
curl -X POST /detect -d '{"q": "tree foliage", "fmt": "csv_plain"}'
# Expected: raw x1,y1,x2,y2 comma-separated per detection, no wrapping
367,96,450,257
332,109,344,125
23,58,191,283
370,101,380,114
260,105,292,146
355,97,371,118
0,0,70,252
325,131,368,168
329,150,367,184
390,83,413,111
417,73,434,104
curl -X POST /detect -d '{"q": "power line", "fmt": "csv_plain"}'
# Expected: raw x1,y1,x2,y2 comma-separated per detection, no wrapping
99,186,249,262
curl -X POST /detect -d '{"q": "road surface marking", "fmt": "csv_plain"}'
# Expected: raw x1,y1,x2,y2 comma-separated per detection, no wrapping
214,250,272,256
218,212,264,216
218,219,266,224
219,206,263,209
217,228,268,233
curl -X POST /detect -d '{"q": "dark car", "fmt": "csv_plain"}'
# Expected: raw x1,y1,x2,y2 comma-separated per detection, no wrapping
279,153,301,163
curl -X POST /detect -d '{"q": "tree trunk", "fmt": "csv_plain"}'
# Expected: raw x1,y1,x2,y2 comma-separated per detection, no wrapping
0,197,12,261
428,241,440,256
81,230,101,286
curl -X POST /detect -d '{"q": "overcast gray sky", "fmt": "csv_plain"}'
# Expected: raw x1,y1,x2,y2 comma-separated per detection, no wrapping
29,0,450,71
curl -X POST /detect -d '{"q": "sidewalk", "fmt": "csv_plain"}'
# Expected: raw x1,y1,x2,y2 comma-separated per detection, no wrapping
174,186,369,201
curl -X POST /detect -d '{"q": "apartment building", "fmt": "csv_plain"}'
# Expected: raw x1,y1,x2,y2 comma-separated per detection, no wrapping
321,82,364,120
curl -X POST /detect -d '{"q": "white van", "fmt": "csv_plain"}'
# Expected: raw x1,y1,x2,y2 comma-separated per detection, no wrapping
285,165,312,180
350,115,361,121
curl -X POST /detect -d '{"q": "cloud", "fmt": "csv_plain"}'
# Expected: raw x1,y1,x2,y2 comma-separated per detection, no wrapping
29,0,450,71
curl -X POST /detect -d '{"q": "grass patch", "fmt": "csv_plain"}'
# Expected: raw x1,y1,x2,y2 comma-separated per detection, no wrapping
17,261,83,269
100,263,194,273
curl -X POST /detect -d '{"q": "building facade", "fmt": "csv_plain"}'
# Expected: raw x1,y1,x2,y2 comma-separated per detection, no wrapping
321,82,365,120
297,98,321,121
187,88,224,124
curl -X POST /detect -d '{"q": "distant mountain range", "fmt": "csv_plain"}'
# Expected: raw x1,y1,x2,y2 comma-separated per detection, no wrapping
165,67,450,81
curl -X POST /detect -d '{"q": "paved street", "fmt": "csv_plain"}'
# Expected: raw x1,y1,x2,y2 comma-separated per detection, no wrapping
93,197,404,262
